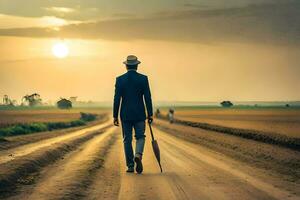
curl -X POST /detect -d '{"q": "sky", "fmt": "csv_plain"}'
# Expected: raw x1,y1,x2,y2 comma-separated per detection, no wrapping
0,0,300,103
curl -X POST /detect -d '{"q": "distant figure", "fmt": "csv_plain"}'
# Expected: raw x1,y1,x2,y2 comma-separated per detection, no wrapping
113,55,153,174
168,109,175,123
155,108,161,118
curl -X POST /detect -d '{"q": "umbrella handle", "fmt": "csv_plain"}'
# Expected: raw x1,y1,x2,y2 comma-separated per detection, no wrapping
148,121,155,141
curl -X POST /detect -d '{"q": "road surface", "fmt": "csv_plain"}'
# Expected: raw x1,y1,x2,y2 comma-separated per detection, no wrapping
0,120,299,200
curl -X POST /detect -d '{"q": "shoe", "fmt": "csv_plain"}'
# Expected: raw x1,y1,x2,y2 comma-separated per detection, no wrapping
126,167,134,173
134,156,143,174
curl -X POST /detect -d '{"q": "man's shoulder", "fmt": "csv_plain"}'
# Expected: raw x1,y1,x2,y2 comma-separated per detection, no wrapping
116,72,148,80
116,73,127,80
136,72,148,79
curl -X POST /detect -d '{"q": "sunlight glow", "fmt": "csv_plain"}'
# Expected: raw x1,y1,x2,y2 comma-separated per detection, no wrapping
52,43,69,58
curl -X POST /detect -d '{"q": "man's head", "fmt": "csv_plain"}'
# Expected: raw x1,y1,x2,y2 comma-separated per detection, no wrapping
126,64,138,70
123,55,141,71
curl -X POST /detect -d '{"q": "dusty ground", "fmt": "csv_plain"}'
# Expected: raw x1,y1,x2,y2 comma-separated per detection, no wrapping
161,108,300,138
154,119,300,185
0,117,299,200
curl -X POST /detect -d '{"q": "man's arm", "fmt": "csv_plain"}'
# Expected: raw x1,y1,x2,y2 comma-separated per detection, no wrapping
113,78,121,125
144,77,153,122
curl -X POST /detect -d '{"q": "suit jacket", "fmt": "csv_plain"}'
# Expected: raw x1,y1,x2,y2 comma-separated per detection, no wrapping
113,70,153,121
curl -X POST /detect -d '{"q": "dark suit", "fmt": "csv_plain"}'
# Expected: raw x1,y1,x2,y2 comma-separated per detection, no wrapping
113,70,153,168
113,70,153,121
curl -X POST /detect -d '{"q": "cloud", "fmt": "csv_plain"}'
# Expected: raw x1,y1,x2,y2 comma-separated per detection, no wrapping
0,14,79,28
182,3,210,9
44,7,76,13
0,2,299,45
111,13,136,19
0,1,99,21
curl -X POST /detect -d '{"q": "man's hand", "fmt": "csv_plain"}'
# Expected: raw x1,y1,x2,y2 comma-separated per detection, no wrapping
113,118,119,126
148,116,153,124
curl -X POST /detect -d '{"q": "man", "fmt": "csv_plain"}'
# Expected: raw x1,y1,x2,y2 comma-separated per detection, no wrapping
113,55,153,174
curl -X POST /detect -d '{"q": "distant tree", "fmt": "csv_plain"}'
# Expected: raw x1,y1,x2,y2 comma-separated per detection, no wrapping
22,93,42,106
220,101,233,108
57,98,72,109
286,104,290,108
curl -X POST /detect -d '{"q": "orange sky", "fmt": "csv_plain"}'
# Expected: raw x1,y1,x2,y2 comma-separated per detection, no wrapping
0,36,299,103
0,1,299,103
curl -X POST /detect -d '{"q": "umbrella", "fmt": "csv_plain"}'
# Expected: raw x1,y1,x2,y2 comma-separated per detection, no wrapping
148,122,163,173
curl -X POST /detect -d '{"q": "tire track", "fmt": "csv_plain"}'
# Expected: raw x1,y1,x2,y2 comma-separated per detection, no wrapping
10,127,118,200
0,124,112,199
85,136,122,200
0,121,112,164
157,128,299,200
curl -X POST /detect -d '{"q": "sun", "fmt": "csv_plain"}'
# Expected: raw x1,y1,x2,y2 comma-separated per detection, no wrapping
52,43,69,58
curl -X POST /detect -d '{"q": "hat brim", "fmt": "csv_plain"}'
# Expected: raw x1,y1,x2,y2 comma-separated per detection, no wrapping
123,60,141,65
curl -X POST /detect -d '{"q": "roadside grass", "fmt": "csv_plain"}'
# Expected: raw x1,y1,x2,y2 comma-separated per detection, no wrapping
80,112,97,122
0,113,99,137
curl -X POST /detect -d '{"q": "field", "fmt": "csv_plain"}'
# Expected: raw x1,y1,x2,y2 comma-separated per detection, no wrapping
0,107,299,199
160,108,300,138
0,107,108,128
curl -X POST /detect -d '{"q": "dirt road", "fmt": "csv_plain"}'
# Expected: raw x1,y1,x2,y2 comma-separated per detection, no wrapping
0,120,299,200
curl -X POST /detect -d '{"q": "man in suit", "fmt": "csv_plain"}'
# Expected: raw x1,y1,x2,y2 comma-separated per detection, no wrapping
113,55,153,174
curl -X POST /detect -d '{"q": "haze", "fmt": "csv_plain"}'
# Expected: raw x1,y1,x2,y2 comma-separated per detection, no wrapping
0,0,299,103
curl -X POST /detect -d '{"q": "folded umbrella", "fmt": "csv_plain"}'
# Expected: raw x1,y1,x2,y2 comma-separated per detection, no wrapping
148,122,163,173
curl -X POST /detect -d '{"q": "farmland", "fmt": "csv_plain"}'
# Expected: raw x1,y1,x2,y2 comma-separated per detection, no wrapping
0,107,108,129
0,109,300,200
0,107,109,138
160,108,300,138
0,107,299,199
